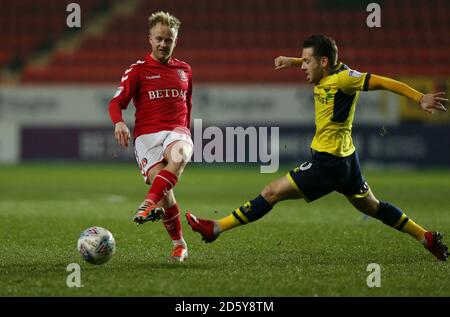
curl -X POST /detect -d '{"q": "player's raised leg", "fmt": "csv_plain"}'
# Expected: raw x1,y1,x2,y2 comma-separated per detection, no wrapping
148,138,192,204
186,175,303,243
134,135,193,225
346,188,448,261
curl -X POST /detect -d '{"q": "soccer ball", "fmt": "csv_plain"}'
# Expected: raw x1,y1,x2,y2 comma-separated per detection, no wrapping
77,226,116,265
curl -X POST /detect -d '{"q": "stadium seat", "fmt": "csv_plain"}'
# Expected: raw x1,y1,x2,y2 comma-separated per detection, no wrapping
7,0,449,84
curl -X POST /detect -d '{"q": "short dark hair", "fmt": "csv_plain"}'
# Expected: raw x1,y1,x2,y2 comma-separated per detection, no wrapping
302,35,338,68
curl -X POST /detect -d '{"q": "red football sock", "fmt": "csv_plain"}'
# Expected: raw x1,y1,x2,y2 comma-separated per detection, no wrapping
145,169,178,204
162,203,182,241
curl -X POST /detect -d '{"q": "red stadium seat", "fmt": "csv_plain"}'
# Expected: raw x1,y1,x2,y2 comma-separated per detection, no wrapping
12,0,450,83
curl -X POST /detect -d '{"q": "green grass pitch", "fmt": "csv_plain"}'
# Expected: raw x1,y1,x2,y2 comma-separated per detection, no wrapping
0,163,449,296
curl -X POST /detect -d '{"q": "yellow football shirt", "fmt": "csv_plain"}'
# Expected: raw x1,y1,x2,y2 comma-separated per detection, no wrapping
310,64,371,157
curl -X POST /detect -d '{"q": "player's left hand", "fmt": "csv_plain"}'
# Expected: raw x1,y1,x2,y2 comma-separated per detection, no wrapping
420,92,448,114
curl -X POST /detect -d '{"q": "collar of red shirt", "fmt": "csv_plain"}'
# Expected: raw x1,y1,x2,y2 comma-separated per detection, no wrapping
146,53,173,66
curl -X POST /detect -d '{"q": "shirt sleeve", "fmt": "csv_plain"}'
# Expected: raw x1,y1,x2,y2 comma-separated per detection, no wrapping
108,65,139,124
337,69,371,95
108,100,123,124
291,57,303,66
367,75,424,103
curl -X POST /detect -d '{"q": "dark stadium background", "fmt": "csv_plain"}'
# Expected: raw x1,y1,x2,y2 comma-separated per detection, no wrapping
1,0,449,166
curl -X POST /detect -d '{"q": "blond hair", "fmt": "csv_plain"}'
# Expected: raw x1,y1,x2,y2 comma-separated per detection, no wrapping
148,11,181,33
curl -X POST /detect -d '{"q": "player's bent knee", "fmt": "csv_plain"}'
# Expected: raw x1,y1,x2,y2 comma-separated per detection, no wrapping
368,199,380,214
363,194,380,215
166,141,193,165
351,196,379,216
261,183,279,205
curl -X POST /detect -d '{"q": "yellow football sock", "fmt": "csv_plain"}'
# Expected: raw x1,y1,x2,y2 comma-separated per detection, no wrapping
400,217,427,242
218,213,242,233
218,196,272,233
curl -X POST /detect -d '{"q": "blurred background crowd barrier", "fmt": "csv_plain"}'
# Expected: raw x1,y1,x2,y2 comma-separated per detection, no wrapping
1,0,449,168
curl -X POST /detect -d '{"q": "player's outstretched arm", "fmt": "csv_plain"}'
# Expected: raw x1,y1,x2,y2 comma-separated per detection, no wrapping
368,74,448,114
274,56,303,70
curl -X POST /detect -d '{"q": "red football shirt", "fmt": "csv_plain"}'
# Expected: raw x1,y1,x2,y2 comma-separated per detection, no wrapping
109,53,192,139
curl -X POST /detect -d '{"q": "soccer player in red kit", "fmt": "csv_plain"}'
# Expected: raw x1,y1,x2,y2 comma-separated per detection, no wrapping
108,11,192,262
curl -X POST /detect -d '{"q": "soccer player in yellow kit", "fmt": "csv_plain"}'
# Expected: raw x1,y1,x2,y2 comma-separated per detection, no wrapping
186,35,449,261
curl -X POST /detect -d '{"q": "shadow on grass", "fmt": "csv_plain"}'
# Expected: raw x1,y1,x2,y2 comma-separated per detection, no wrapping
103,261,216,271
1,259,216,275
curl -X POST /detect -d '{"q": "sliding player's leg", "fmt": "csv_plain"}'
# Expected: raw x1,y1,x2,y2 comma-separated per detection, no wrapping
186,157,336,244
346,185,448,261
187,175,302,243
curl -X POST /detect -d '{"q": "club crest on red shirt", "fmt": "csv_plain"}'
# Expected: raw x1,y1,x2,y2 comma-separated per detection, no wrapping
177,69,188,82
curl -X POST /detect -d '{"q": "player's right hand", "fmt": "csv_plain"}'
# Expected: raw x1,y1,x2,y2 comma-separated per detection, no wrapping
114,121,131,147
274,56,293,70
